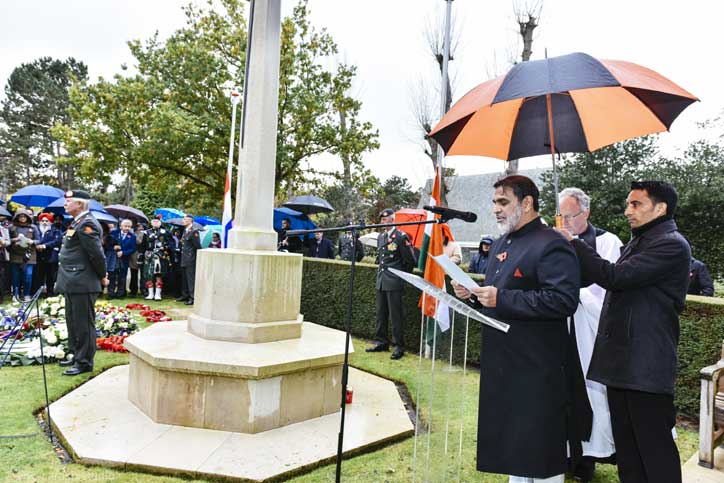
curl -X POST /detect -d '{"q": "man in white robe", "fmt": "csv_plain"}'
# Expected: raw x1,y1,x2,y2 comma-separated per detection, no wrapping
559,188,623,482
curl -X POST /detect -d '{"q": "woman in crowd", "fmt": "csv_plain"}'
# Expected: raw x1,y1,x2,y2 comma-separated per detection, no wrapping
9,209,37,301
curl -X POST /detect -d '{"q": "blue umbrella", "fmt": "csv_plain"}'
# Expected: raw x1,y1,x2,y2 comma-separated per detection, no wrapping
194,216,221,226
91,211,118,224
10,185,64,208
154,208,185,221
273,207,316,241
45,197,106,213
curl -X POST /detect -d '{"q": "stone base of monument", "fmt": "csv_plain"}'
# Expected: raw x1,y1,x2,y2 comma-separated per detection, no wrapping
49,364,413,481
124,321,345,433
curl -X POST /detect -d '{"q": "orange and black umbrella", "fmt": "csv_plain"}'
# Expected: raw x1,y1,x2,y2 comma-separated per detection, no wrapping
429,52,698,216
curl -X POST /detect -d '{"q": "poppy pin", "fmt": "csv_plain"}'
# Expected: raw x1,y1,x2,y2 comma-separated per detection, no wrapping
496,252,507,262
514,267,523,278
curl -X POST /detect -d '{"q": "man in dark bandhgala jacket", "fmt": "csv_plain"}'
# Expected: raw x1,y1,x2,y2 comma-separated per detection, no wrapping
308,232,334,259
453,176,581,483
558,181,690,483
176,213,201,305
55,190,108,376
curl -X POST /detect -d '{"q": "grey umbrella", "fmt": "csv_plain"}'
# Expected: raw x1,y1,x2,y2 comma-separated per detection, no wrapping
282,195,334,215
104,204,149,225
0,206,11,218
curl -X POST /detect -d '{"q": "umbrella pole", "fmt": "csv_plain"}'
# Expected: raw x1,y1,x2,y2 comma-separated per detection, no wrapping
545,94,562,228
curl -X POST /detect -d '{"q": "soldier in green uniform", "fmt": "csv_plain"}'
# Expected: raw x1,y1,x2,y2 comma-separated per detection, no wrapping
55,190,108,376
366,208,416,360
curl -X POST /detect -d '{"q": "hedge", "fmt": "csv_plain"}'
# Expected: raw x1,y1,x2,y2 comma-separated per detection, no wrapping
300,258,724,418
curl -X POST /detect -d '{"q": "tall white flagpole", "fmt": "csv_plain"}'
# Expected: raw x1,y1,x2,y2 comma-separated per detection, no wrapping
222,91,240,247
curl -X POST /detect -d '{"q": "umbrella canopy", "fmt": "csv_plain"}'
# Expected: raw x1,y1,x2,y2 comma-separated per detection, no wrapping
200,224,223,248
194,216,221,226
359,232,379,248
154,208,185,221
283,195,334,215
165,218,186,227
0,206,11,218
273,207,316,241
45,197,106,214
430,52,698,160
91,211,119,224
9,185,64,208
105,204,149,225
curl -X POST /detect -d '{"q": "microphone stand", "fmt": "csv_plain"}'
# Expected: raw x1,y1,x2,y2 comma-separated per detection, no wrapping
287,215,454,483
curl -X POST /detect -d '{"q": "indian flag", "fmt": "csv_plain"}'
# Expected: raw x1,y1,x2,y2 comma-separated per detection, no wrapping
418,166,450,332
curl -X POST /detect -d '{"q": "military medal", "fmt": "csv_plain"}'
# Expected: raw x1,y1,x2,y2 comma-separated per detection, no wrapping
389,242,397,251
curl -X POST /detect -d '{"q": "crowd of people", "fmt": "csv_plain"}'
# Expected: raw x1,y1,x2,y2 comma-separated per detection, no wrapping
0,206,209,305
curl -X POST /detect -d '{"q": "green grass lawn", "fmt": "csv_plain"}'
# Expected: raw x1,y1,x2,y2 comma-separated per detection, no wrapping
0,296,699,482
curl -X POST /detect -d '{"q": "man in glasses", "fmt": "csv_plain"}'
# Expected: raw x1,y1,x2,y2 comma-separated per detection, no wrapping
558,188,623,482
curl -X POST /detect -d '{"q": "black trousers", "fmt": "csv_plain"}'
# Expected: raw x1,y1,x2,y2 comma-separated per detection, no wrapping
374,289,404,348
607,387,681,483
0,261,7,299
129,268,139,295
33,261,58,296
64,293,98,370
181,264,196,299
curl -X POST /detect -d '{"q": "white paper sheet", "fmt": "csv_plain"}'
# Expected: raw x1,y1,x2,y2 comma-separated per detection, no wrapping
432,255,479,291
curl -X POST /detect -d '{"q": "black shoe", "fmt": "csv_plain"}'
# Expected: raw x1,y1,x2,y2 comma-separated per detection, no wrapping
59,359,74,367
184,298,194,305
175,296,188,302
63,366,92,376
573,457,595,482
365,343,389,353
390,348,404,360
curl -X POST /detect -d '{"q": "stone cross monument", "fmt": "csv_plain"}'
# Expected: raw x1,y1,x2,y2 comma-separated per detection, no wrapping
125,0,348,434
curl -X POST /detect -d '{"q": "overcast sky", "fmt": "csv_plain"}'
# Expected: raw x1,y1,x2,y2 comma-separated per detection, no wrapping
2,0,722,189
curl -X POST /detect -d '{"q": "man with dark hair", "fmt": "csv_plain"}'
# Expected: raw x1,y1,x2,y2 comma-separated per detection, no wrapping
277,217,302,253
453,175,581,483
308,231,334,259
688,256,714,297
557,180,690,483
176,213,201,305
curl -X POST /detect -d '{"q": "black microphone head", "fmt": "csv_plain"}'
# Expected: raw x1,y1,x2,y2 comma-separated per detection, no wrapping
465,212,478,223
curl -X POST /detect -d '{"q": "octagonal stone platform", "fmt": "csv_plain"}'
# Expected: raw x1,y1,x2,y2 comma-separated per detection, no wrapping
125,321,349,433
49,365,414,481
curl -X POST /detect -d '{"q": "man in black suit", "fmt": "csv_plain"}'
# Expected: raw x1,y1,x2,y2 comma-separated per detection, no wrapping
176,213,201,305
453,176,581,482
366,208,416,360
308,231,334,259
55,190,108,376
558,181,690,483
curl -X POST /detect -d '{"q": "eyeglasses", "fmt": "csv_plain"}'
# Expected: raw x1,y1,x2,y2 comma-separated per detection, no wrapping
560,211,584,221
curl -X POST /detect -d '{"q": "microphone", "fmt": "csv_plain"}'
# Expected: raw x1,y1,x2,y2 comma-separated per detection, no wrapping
423,205,477,223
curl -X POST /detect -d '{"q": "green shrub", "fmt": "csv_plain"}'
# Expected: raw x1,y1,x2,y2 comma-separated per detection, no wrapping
301,258,724,417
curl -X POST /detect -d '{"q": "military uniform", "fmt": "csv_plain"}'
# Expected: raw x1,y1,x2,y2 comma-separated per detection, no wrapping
55,195,106,374
371,215,416,357
143,224,174,300
179,223,201,304
338,232,364,262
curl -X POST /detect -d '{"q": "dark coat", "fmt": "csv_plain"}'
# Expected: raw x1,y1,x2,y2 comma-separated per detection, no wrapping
571,219,690,395
36,226,63,264
469,251,489,275
471,218,580,479
688,257,714,296
338,233,364,262
308,237,335,259
9,223,37,265
180,226,202,268
375,228,416,291
110,229,137,257
55,213,106,294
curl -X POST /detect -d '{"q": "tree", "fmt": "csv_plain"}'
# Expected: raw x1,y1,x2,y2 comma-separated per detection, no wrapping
540,133,724,279
0,57,88,191
54,0,378,212
539,135,659,242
